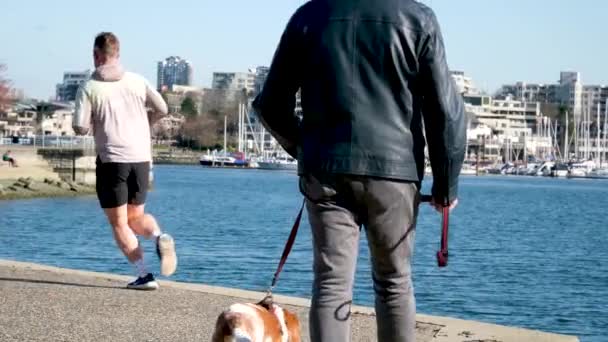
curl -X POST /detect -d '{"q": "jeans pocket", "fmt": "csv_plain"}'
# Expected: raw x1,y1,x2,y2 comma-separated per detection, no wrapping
299,174,338,203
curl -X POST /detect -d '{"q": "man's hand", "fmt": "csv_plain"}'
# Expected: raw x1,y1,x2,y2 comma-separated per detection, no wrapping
430,198,458,213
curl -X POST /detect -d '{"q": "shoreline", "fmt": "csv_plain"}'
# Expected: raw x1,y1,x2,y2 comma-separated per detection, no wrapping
0,177,95,201
0,259,580,342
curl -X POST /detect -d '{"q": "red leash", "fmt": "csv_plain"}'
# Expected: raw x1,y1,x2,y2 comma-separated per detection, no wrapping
267,199,306,294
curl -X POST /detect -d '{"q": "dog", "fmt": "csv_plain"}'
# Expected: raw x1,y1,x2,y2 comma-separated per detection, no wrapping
211,297,301,342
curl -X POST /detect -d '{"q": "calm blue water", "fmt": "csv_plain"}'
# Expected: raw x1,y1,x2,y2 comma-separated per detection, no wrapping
1,165,607,341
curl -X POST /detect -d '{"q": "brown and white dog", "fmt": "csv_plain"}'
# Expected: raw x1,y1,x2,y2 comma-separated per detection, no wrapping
211,298,301,342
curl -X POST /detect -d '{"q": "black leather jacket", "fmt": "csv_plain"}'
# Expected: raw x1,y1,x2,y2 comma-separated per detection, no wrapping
253,0,466,202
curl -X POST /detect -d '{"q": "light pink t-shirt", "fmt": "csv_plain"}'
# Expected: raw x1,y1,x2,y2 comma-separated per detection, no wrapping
73,64,167,163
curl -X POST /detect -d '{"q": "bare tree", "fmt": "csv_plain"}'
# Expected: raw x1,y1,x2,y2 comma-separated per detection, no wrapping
179,114,221,149
0,64,11,110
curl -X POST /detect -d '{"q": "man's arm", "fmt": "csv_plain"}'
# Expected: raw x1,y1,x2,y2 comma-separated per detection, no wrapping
73,86,92,135
419,11,466,205
252,11,303,158
145,81,168,125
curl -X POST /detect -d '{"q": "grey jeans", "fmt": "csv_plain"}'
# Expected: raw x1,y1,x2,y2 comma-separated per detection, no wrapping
300,174,420,342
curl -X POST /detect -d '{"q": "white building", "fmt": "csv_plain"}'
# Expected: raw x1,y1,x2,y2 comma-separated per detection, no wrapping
451,71,478,94
56,70,90,102
464,94,553,161
40,107,75,136
559,71,583,118
212,71,256,94
498,71,583,118
0,107,36,138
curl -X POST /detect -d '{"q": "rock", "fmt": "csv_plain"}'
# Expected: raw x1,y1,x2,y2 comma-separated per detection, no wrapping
0,184,4,191
26,177,33,182
70,187,78,192
25,182,39,192
44,178,54,184
7,186,18,191
12,182,24,188
17,177,26,183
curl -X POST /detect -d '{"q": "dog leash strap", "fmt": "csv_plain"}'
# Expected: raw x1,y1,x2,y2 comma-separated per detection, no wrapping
270,198,306,290
442,206,449,252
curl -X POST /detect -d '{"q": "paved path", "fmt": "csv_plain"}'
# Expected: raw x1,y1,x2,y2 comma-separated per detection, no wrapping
0,260,578,342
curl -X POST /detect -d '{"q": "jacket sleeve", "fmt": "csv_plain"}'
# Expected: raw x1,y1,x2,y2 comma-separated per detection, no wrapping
252,11,303,158
419,12,466,203
72,86,92,136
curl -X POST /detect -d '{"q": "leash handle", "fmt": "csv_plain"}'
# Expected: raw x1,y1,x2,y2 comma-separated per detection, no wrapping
437,206,449,267
269,199,306,292
420,194,450,267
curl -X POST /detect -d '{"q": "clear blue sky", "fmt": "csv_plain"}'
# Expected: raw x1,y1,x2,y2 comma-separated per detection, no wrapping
1,0,607,99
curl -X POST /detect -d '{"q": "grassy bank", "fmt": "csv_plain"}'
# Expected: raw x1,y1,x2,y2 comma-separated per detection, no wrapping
0,178,95,201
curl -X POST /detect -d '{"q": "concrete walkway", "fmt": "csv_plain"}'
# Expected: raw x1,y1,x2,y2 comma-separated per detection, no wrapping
0,260,579,342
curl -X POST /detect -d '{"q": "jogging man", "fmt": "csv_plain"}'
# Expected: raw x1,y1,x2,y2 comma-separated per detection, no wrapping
73,32,177,290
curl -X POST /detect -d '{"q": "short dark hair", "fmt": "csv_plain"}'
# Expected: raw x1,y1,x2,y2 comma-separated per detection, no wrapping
94,32,120,57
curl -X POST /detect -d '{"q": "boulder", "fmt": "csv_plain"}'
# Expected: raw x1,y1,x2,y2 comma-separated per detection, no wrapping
25,182,39,192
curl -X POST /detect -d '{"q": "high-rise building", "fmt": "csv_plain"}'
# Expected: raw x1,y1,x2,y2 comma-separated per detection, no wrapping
212,71,256,94
56,70,90,102
157,56,193,91
558,71,583,117
253,66,270,96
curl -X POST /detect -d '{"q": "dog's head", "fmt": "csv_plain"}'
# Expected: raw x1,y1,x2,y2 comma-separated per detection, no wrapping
212,301,301,342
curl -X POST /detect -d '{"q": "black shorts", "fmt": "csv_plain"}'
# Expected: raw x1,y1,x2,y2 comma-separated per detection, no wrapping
95,157,150,209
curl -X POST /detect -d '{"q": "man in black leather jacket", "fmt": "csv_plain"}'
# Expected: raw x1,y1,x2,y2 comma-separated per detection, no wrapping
253,1,465,341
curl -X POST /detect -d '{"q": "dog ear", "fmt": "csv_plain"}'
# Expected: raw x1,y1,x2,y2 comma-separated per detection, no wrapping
211,312,229,342
283,310,301,342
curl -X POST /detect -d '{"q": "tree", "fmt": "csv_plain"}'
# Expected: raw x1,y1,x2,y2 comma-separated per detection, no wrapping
180,96,198,117
178,114,221,149
0,64,11,110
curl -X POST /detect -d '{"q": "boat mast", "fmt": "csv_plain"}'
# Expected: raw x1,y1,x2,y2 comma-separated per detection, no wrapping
597,102,601,166
563,110,568,162
603,99,608,168
223,115,227,156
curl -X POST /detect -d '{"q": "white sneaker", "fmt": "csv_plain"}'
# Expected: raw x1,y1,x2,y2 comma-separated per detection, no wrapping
156,233,177,276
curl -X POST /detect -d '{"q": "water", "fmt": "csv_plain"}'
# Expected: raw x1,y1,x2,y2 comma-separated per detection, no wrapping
1,165,607,341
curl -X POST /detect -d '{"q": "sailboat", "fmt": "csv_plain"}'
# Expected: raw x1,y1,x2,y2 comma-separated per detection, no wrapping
586,100,608,179
199,115,249,168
